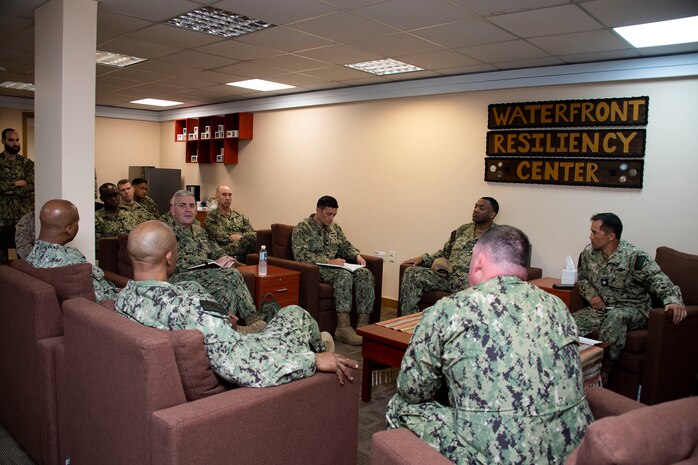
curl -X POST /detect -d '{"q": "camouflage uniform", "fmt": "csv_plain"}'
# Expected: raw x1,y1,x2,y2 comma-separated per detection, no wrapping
0,152,34,262
387,276,592,465
292,214,374,314
168,222,257,320
136,195,159,218
120,202,156,223
95,208,139,253
14,210,35,259
116,279,326,387
204,208,257,262
26,239,118,303
400,223,495,315
574,240,683,361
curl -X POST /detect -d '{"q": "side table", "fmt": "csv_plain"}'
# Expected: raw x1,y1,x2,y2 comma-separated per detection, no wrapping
237,264,300,308
530,276,577,309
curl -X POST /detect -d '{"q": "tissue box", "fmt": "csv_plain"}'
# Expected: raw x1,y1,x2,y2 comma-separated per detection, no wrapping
561,269,578,285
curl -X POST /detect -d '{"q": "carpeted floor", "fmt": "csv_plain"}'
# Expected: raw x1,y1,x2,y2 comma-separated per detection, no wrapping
0,307,400,465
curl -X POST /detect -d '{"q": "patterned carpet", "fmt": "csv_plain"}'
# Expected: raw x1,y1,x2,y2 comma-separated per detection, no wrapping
0,308,400,465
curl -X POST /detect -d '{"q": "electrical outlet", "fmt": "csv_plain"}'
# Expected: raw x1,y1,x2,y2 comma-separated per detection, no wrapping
388,251,396,262
374,251,386,260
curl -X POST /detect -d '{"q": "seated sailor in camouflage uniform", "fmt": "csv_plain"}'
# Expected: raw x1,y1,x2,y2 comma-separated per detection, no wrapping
386,225,592,465
131,177,160,218
292,195,374,346
574,212,686,382
95,182,139,253
117,179,156,222
116,220,357,387
166,190,265,333
399,197,498,315
26,199,118,303
204,185,257,262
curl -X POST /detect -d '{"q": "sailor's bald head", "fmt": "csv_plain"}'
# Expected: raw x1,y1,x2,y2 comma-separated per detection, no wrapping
127,220,177,265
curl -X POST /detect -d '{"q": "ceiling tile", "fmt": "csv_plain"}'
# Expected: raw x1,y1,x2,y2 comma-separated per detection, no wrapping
457,40,550,63
125,24,225,48
251,54,329,72
130,59,203,75
394,49,482,69
288,11,398,43
214,61,287,78
448,0,568,16
157,50,239,69
294,44,381,65
0,15,33,37
98,0,200,22
581,0,698,27
528,29,630,55
195,40,280,60
411,19,516,48
236,26,334,52
557,49,641,64
488,4,603,38
353,0,475,31
212,0,339,25
304,65,376,80
351,32,442,56
97,10,153,40
98,37,183,59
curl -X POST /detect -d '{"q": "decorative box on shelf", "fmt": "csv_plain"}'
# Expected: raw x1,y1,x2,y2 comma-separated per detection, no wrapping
176,113,253,164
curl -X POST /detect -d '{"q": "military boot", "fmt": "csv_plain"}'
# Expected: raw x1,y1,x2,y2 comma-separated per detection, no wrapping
357,313,370,328
238,315,267,334
335,313,362,346
321,331,335,353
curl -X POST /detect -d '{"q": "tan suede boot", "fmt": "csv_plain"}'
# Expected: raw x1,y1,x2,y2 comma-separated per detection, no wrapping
238,315,267,334
321,331,335,353
357,313,370,328
334,313,362,346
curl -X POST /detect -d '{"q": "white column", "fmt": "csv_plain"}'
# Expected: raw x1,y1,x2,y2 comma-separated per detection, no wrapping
34,0,97,261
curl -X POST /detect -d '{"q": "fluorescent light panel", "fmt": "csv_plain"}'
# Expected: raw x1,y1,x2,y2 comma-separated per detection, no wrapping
227,79,295,91
96,51,147,68
614,15,698,48
165,6,274,38
0,81,35,91
130,98,183,107
345,58,424,75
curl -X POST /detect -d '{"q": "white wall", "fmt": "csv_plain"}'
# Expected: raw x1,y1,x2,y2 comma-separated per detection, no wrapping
160,77,698,300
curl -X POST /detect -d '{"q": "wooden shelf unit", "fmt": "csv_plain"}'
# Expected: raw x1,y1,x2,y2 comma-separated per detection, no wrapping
174,112,254,164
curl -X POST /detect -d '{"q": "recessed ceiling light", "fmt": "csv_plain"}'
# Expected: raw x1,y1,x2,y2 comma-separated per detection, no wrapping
345,58,424,76
614,15,698,48
227,79,295,91
130,98,183,107
0,81,35,91
165,6,274,38
96,51,148,68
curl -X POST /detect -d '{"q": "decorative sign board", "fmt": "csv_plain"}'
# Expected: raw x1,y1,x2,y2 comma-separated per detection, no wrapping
485,97,648,188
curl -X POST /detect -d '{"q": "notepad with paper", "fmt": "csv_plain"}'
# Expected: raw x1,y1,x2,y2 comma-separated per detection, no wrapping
316,262,365,272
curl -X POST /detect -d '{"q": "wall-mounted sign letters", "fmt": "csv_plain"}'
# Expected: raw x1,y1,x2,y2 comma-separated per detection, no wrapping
485,96,648,188
485,158,644,188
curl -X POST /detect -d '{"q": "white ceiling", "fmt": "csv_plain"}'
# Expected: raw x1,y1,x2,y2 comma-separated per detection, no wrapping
1,0,698,111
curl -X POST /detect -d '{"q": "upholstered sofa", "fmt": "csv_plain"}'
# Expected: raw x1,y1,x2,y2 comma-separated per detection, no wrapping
396,240,543,315
249,224,383,333
568,246,698,404
98,233,256,293
371,387,698,465
0,261,95,465
62,296,360,465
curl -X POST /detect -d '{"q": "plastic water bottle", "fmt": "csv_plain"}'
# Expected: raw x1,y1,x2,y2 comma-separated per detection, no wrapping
258,245,268,276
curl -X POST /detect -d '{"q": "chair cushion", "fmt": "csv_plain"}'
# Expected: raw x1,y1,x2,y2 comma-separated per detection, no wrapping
271,224,294,260
11,259,95,303
622,329,647,353
574,397,698,465
655,247,698,305
159,329,227,401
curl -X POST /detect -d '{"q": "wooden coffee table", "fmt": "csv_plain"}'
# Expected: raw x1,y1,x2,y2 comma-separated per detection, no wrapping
236,264,300,308
356,323,412,402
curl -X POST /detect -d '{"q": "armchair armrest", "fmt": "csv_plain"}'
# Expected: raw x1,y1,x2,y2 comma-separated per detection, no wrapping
103,270,129,289
584,387,645,419
641,305,698,404
151,372,359,465
372,429,453,465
